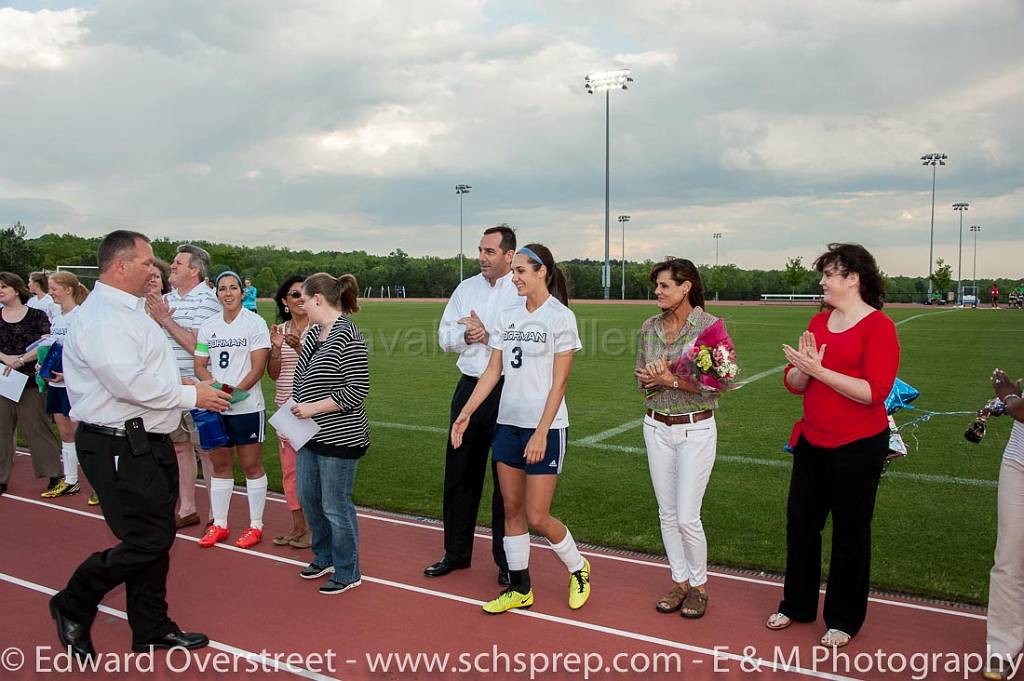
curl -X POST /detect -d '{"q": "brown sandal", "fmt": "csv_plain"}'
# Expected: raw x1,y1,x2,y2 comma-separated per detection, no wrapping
655,585,688,613
680,588,708,619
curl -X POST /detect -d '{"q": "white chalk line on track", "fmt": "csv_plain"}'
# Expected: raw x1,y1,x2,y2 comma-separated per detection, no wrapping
581,308,958,442
3,492,986,624
0,570,341,681
1,494,864,681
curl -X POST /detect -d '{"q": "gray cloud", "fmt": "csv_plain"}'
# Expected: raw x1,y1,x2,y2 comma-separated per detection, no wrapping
0,0,1021,276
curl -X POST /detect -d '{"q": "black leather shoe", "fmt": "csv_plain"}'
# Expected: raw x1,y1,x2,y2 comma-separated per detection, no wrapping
49,596,95,660
132,630,210,652
498,570,511,586
423,556,470,577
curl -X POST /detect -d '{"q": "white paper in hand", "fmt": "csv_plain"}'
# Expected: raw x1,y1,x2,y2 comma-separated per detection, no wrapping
269,398,321,451
0,369,28,403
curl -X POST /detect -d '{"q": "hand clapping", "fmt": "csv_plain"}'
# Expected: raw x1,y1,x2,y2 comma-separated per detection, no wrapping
459,310,488,345
782,331,827,379
991,368,1022,401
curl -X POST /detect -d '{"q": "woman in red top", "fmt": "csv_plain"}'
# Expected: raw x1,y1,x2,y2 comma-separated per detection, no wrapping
765,243,899,649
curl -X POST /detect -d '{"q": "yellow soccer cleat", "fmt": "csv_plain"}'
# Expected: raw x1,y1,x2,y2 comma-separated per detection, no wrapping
568,558,591,610
482,588,534,614
87,491,100,506
42,480,80,498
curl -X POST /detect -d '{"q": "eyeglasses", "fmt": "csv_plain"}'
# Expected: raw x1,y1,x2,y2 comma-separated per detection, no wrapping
287,291,303,299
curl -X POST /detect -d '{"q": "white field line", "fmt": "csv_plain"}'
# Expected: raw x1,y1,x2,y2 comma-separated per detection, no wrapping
364,422,996,489
560,307,961,449
0,497,883,681
0,571,341,681
3,492,986,622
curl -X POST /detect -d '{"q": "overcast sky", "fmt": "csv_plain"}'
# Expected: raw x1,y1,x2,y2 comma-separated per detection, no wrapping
2,0,1022,277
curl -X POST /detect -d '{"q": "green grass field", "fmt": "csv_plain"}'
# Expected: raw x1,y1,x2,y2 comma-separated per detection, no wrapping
245,300,1023,604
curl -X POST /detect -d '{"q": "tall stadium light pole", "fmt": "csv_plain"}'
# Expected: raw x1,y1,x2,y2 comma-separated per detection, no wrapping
713,232,722,266
970,225,981,303
618,214,630,300
952,202,969,305
455,184,471,281
586,69,633,300
921,153,947,298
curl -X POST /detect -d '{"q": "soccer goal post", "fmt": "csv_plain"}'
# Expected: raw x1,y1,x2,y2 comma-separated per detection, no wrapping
56,265,100,287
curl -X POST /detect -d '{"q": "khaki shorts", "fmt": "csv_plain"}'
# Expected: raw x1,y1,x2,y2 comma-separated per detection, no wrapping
169,411,200,446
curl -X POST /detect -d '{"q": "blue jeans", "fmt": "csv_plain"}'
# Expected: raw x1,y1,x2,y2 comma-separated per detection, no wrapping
296,448,360,584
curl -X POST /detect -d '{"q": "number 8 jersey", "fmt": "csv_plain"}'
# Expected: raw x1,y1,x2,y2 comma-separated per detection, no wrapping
488,296,582,429
195,308,272,415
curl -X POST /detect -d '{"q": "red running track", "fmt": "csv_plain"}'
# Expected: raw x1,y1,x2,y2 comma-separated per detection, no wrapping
0,453,990,681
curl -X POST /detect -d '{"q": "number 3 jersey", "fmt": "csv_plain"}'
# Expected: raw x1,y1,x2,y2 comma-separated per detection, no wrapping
488,296,582,429
195,309,271,415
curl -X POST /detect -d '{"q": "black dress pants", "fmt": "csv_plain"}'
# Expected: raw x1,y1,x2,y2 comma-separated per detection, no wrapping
778,429,889,637
442,375,507,570
55,427,179,642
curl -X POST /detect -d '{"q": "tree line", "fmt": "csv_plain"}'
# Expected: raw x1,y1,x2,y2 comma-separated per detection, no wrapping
2,223,1018,303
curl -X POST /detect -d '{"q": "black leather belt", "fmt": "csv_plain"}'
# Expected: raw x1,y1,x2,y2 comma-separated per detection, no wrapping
80,423,171,443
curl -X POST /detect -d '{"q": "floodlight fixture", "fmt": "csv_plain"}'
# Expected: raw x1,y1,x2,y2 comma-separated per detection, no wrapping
953,202,969,304
455,184,472,280
920,152,947,297
585,69,635,298
585,69,633,94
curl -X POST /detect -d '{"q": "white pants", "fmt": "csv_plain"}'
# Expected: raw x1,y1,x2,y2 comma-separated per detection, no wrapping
643,413,717,586
987,457,1024,659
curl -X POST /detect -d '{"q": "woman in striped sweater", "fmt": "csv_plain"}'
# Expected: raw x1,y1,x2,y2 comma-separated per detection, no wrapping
290,273,369,595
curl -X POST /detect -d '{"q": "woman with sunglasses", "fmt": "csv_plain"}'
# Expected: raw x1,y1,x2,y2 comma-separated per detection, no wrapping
451,243,588,614
268,276,311,548
194,271,272,549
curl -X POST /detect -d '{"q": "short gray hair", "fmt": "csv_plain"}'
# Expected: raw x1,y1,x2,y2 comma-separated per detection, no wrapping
176,243,211,279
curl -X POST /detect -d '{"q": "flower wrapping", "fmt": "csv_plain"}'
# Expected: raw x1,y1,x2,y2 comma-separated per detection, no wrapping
671,319,738,390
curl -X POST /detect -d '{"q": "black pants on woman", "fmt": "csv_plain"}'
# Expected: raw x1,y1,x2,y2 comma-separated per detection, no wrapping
778,429,889,637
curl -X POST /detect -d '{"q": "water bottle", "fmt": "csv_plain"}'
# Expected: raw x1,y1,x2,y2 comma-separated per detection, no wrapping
190,409,230,450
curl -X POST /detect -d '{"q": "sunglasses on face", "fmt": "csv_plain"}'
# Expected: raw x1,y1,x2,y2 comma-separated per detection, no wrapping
287,291,303,299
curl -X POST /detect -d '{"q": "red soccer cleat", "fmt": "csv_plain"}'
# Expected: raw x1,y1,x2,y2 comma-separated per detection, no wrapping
235,527,263,549
198,524,230,548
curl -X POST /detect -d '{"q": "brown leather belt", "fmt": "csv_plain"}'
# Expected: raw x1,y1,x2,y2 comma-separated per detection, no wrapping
646,409,713,426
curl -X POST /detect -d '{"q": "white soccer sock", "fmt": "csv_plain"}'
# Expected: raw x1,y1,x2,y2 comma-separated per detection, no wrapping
61,442,78,485
503,533,531,571
210,477,234,528
245,474,268,531
549,527,585,573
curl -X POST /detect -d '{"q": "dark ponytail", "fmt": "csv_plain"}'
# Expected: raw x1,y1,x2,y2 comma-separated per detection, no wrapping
304,272,360,314
521,243,570,306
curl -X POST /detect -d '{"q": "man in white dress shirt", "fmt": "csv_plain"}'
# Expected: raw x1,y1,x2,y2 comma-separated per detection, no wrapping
49,231,230,659
424,226,523,584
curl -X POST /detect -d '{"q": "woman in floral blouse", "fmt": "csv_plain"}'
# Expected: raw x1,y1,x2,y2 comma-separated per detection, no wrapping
635,258,737,620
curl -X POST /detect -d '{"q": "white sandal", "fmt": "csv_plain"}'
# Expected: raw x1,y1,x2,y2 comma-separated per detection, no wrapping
765,612,792,630
820,628,851,648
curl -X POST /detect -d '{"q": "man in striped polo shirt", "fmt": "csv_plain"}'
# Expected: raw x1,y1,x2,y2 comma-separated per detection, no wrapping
145,244,221,529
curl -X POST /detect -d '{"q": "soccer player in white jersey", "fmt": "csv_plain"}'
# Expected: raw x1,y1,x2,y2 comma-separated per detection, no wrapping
451,243,590,614
194,271,271,549
40,271,98,504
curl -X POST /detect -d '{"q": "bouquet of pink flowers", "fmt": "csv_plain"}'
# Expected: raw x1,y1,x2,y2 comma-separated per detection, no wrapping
671,319,738,391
